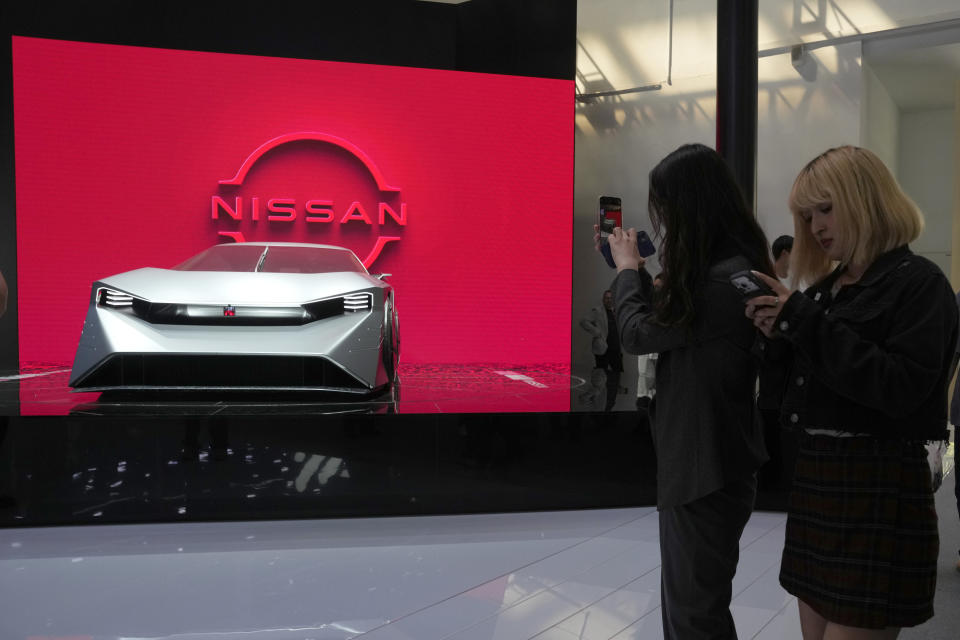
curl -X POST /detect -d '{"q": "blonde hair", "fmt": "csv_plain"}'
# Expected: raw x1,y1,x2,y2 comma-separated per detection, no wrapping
787,146,923,286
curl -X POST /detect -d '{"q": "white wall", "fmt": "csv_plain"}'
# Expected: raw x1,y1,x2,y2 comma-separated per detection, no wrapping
898,109,956,275
860,61,900,175
758,0,960,51
573,0,960,391
753,0,960,245
574,1,717,391
756,42,864,248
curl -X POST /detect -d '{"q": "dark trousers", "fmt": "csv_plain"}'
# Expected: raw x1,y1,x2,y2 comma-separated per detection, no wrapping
658,474,757,640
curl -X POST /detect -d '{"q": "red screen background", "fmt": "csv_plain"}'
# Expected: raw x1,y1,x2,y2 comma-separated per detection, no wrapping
12,37,573,371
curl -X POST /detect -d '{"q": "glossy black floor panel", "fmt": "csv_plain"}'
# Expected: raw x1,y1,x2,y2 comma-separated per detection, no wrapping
0,412,663,527
0,362,793,527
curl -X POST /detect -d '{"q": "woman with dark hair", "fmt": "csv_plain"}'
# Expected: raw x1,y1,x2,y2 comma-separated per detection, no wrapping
598,143,774,640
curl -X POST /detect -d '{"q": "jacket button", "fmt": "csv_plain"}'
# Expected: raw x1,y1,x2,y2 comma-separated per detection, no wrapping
796,376,805,386
789,413,799,423
779,321,790,332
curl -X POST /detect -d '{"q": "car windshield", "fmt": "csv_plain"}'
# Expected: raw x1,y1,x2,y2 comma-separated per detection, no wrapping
261,246,366,273
174,245,366,274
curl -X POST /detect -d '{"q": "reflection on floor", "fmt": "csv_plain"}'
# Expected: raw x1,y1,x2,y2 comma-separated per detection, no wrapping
571,361,642,414
0,413,660,528
4,492,960,639
0,507,800,640
1,363,580,416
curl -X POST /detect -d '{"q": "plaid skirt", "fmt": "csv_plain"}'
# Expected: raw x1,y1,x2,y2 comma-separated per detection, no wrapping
779,433,938,629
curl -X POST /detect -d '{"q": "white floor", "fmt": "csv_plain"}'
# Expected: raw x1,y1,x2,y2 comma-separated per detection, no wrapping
0,508,799,640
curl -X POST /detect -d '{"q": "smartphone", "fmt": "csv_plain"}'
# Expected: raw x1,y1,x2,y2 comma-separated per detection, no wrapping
729,270,776,302
597,196,622,237
636,230,656,259
597,196,657,268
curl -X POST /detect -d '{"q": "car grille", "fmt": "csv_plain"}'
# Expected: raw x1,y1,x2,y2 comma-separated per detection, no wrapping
96,288,374,325
72,354,368,391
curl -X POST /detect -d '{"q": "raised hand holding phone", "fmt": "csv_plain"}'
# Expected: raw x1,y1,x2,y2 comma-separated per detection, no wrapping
596,195,655,269
607,227,644,272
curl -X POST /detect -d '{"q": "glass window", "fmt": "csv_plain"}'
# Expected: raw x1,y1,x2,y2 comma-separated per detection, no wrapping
174,244,266,272
175,245,366,273
260,246,366,274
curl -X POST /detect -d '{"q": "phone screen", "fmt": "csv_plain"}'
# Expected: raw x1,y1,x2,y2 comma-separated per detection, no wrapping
729,271,775,301
597,197,622,237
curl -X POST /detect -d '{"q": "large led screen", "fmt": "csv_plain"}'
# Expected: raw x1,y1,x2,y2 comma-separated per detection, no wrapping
11,36,574,414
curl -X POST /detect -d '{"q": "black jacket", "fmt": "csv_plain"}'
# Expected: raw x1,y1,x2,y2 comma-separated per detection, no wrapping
613,255,768,509
759,246,958,441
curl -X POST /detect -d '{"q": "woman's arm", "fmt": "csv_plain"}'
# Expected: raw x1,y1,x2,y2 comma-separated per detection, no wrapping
604,225,693,354
612,269,689,355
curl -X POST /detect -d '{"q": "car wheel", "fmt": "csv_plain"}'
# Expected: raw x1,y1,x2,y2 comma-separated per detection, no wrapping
383,301,400,384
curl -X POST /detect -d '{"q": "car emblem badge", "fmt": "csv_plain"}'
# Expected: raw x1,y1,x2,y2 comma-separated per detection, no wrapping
212,132,406,269
223,305,236,317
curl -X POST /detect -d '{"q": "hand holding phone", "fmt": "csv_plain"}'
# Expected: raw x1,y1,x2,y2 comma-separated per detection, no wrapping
738,270,792,338
597,196,655,268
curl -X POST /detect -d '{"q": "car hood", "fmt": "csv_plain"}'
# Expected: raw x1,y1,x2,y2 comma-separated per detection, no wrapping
99,268,380,305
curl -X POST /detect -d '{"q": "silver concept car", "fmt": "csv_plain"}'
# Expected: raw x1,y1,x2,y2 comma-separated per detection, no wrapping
69,243,399,394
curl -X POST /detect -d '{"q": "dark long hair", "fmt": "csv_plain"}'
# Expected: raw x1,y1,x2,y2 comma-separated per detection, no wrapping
648,143,774,327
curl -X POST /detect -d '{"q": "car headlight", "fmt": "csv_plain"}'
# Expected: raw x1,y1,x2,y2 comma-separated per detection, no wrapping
97,287,141,308
343,292,373,312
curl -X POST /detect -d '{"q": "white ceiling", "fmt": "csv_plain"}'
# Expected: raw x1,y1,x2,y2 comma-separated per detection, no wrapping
865,30,960,111
417,1,959,111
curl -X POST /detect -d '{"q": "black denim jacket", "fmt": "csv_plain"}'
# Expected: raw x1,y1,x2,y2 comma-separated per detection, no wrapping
758,246,958,441
613,255,768,508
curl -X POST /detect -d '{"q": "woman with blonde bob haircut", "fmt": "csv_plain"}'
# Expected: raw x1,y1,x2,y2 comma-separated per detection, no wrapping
788,145,923,288
745,146,958,639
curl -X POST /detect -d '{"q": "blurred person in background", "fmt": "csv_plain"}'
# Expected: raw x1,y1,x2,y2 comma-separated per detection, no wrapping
635,273,663,431
951,289,960,573
771,234,793,280
580,289,624,410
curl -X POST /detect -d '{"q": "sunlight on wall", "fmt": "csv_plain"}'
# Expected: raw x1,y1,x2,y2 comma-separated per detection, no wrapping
572,1,717,375
758,0,960,51
756,41,862,240
572,0,959,372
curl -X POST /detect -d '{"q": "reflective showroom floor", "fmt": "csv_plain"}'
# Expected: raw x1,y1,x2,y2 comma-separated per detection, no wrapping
1,507,798,640
4,481,958,640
